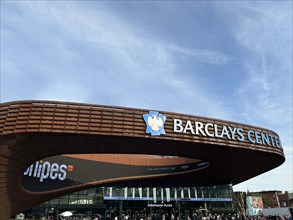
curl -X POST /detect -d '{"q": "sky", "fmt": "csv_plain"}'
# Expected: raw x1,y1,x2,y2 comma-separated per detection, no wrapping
1,1,292,192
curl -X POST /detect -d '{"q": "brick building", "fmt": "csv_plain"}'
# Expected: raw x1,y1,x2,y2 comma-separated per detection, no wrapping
257,191,290,208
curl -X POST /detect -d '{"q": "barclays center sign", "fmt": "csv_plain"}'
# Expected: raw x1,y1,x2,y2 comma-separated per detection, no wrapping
143,111,282,149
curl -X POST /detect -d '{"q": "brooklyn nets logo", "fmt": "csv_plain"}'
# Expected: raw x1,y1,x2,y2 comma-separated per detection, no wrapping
143,111,166,136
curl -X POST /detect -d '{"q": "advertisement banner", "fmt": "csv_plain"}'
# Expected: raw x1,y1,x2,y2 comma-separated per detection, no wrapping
246,196,263,216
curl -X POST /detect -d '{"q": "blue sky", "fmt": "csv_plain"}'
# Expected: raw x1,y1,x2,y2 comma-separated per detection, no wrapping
1,1,292,192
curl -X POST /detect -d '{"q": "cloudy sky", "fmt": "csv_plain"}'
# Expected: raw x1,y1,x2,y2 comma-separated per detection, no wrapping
1,1,292,192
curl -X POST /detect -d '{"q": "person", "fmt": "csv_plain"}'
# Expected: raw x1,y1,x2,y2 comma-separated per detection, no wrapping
171,213,175,220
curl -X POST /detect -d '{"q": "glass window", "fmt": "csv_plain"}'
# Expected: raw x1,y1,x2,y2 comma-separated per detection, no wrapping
59,198,69,204
49,199,59,205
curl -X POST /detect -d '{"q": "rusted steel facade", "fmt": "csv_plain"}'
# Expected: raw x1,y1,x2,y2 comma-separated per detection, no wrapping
0,100,285,219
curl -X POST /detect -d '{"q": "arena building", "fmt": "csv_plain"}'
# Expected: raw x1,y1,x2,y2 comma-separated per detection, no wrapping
0,100,285,219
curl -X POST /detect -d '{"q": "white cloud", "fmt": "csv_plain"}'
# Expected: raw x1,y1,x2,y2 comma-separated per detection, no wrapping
218,2,292,191
2,1,291,192
166,44,233,65
34,81,90,104
2,1,233,115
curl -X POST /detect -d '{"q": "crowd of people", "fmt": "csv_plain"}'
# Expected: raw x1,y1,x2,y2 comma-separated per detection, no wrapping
15,210,292,220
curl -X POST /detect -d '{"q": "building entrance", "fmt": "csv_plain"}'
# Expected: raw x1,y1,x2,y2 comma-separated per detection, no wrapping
22,185,235,219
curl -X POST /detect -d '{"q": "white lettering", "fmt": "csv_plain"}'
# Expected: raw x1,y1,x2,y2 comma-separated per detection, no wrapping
171,118,281,149
255,131,262,144
23,161,69,182
261,133,270,146
248,130,255,143
275,137,282,149
40,161,51,182
183,120,195,134
23,167,30,176
214,124,221,138
195,122,206,136
205,123,214,137
269,134,276,147
220,126,231,139
50,163,59,180
228,126,237,140
173,119,183,133
33,161,39,177
58,164,67,181
37,163,42,178
237,128,244,141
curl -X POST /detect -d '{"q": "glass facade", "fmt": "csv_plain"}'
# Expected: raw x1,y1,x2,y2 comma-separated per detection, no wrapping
26,185,235,219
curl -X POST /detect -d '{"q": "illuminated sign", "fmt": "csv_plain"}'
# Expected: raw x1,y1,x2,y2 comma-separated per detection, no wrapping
148,204,173,207
247,196,263,216
69,199,93,205
23,160,73,182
